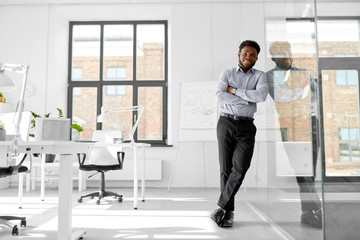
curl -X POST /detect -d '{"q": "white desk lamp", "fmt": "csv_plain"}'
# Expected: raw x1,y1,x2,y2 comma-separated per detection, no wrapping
0,63,29,154
97,105,145,144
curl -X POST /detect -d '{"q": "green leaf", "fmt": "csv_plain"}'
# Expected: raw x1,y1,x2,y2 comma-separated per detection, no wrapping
57,108,64,118
44,113,51,118
71,124,83,132
30,111,41,119
30,119,36,128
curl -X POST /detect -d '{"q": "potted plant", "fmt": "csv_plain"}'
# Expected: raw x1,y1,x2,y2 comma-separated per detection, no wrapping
29,108,83,162
0,120,5,141
0,92,6,103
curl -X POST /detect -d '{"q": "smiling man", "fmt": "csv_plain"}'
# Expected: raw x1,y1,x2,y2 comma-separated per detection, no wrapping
211,40,268,227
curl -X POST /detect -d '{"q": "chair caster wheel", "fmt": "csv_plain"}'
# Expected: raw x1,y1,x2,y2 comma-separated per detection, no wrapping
21,219,26,227
96,200,101,205
12,225,19,236
118,197,123,203
78,198,83,203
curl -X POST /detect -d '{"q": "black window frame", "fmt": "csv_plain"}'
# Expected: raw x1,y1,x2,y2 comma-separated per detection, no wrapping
67,20,168,146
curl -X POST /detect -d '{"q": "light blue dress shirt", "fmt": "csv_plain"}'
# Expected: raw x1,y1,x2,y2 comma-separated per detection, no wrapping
216,65,269,118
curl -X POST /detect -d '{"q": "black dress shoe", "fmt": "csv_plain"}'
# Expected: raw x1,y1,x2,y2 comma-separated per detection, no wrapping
301,209,322,228
210,208,225,226
220,211,234,228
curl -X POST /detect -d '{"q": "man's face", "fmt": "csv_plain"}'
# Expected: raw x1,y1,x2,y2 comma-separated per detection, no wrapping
238,46,258,70
272,57,293,70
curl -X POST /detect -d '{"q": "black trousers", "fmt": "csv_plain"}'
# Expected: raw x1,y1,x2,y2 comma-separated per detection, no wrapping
216,116,256,211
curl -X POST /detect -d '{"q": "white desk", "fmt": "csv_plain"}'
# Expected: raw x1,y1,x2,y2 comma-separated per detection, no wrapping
1,140,91,240
91,142,151,209
1,140,150,239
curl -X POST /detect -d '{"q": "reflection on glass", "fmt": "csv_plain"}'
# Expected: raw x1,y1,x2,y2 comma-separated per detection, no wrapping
72,25,100,81
318,20,360,57
266,40,323,234
136,24,165,81
103,25,133,81
102,85,133,140
322,69,360,176
138,87,162,140
72,87,97,140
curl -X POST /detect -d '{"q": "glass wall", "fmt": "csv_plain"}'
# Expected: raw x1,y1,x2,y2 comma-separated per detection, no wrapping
262,1,323,239
317,17,360,240
258,1,360,240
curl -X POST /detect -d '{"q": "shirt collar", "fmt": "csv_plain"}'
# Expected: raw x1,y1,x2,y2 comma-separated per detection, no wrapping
237,65,254,74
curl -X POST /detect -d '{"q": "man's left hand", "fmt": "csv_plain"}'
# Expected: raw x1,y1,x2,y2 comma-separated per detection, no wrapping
227,86,235,94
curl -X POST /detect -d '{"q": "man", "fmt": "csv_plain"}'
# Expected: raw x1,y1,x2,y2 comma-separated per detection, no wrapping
211,40,268,227
266,41,322,228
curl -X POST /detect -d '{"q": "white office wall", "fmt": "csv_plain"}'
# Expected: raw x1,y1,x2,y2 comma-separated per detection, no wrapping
0,1,269,188
0,5,49,115
3,0,356,188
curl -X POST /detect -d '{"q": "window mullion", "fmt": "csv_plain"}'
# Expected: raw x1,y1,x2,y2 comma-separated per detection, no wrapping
133,23,138,141
98,24,105,130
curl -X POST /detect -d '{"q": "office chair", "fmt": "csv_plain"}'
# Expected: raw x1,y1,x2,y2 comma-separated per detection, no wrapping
0,154,28,235
77,131,125,205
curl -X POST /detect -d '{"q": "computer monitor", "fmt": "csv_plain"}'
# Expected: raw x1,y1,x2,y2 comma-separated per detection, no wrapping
35,118,70,141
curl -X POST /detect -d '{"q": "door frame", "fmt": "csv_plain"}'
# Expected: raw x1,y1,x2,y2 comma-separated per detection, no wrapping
318,57,360,182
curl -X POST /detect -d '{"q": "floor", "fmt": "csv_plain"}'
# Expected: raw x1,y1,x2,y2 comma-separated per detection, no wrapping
0,187,288,240
0,186,358,240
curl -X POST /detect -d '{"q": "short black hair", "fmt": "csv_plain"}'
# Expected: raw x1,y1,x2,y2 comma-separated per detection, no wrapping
239,40,261,54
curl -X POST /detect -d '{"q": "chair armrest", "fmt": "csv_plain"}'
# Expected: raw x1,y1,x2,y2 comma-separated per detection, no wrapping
16,153,28,166
116,151,125,169
77,153,87,166
7,153,29,175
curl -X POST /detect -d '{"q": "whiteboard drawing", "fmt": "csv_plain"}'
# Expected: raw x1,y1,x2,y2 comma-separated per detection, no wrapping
180,81,218,129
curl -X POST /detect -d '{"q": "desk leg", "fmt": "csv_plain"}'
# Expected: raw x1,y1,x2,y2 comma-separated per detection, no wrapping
18,173,23,209
133,146,138,210
40,154,45,201
58,154,86,240
141,146,145,202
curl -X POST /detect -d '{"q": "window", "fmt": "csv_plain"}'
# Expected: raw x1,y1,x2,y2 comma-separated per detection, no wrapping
317,19,360,58
336,70,358,87
72,67,82,80
106,85,126,96
106,67,126,80
68,21,168,144
339,128,360,162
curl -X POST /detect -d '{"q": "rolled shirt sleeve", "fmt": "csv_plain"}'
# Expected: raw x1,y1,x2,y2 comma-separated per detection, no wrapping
216,66,269,118
216,70,249,105
235,71,268,103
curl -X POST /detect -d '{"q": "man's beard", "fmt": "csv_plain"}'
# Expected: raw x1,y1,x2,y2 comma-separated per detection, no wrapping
239,61,255,70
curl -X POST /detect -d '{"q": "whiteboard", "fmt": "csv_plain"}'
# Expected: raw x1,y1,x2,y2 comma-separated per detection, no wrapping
178,81,218,142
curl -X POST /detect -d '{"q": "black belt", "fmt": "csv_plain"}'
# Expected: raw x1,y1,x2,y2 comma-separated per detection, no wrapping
220,113,254,121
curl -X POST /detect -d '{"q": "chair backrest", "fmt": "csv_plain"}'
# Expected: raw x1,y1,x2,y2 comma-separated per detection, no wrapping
92,130,124,143
88,130,123,166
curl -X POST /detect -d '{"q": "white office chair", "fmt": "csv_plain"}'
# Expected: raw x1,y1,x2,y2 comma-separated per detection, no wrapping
77,130,125,205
